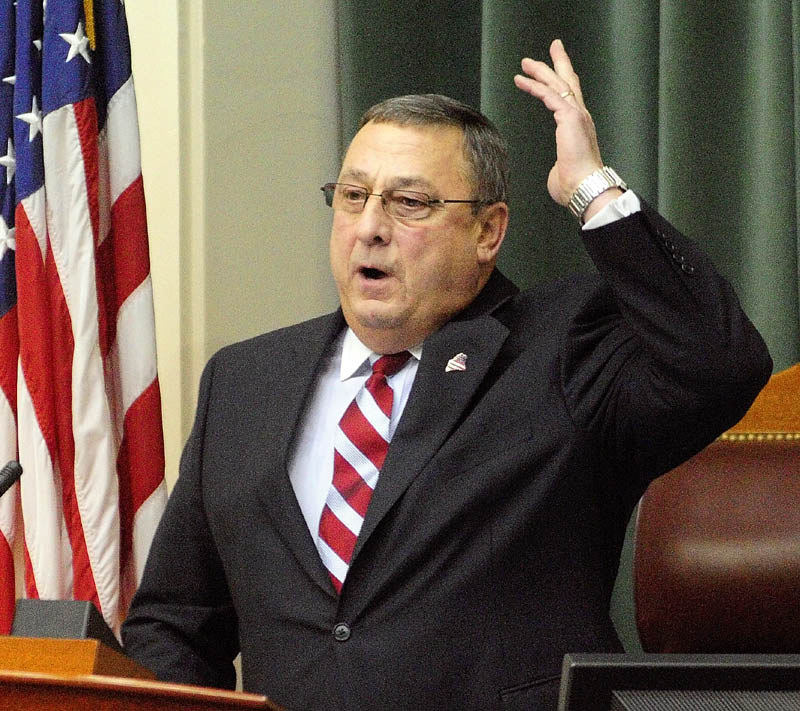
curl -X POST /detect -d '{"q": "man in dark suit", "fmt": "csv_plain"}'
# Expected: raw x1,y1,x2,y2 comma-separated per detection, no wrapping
122,40,771,710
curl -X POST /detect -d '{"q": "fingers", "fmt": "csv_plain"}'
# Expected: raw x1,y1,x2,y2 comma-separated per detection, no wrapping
513,69,576,117
549,39,584,105
514,39,584,110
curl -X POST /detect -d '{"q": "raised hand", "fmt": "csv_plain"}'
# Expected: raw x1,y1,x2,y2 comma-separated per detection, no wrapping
514,39,621,218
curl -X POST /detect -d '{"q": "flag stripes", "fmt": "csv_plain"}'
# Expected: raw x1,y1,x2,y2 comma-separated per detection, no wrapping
0,0,166,634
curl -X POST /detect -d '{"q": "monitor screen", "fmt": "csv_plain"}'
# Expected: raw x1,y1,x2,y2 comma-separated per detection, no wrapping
558,653,800,711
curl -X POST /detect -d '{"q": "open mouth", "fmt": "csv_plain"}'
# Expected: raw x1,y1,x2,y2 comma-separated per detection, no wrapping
361,267,388,280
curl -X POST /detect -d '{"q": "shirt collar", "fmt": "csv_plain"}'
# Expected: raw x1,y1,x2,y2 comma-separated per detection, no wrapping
340,328,422,382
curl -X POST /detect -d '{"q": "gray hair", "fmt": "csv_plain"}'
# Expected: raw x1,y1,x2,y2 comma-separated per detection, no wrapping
359,94,509,211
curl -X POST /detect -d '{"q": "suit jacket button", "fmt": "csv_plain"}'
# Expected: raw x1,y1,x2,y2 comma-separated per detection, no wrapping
333,623,351,642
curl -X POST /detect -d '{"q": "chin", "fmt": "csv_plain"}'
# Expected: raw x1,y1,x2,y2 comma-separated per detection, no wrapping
343,301,417,347
354,309,408,332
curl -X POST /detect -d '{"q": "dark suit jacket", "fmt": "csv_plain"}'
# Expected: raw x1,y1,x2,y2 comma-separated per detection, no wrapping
122,205,771,710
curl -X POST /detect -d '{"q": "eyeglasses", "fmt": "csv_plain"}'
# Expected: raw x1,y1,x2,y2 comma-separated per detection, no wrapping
321,182,480,221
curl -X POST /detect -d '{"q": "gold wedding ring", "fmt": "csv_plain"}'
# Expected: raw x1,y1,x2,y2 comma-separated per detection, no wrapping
560,90,575,98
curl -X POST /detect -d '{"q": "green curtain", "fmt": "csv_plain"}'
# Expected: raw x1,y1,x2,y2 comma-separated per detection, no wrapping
338,0,799,371
337,0,800,649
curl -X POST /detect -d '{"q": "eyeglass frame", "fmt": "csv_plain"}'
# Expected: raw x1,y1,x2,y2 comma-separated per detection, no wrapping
320,182,481,220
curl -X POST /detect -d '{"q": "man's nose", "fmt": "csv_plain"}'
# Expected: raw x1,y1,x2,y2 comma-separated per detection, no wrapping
354,194,391,243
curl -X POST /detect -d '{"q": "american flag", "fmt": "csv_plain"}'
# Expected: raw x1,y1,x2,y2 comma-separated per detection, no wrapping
0,0,166,635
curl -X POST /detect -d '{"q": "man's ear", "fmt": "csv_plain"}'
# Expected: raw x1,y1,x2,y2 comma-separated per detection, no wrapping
476,202,509,265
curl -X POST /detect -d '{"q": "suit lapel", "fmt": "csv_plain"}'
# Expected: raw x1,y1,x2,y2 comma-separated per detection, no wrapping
253,310,346,594
353,271,516,559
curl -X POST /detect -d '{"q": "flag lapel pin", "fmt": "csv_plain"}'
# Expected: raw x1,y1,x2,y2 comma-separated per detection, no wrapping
445,352,467,372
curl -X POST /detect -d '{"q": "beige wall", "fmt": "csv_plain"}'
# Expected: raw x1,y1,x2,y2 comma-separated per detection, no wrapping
127,1,340,487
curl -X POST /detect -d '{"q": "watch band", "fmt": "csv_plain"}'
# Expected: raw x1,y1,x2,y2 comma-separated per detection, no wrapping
567,166,628,223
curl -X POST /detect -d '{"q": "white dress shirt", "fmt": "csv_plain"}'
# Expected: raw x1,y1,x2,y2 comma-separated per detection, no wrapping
288,328,421,540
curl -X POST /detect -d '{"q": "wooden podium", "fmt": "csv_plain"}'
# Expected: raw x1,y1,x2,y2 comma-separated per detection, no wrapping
0,637,282,710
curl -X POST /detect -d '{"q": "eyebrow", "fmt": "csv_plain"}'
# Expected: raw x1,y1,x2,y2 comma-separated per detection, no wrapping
338,169,437,194
338,168,370,184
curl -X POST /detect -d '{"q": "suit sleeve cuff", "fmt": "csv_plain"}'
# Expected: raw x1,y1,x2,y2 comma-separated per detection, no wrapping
581,190,641,230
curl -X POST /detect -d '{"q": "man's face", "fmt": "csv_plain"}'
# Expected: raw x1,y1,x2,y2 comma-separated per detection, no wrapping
330,120,503,353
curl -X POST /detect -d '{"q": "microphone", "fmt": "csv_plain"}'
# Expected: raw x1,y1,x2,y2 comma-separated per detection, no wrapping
0,460,23,498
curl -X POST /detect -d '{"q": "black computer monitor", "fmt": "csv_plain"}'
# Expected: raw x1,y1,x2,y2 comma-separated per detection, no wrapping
558,653,800,711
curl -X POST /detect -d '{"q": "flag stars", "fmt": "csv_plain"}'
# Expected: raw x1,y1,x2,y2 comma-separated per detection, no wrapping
0,218,15,262
60,21,92,64
0,139,15,185
17,95,43,142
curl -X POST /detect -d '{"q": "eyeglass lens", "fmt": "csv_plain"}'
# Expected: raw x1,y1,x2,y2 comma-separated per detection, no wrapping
322,183,434,220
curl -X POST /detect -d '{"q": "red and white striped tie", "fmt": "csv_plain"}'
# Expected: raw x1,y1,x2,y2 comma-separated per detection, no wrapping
317,351,411,592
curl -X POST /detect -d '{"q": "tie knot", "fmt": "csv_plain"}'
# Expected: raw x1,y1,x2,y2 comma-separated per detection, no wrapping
372,351,411,379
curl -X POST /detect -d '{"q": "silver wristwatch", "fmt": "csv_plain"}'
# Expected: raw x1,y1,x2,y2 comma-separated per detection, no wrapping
567,166,627,223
